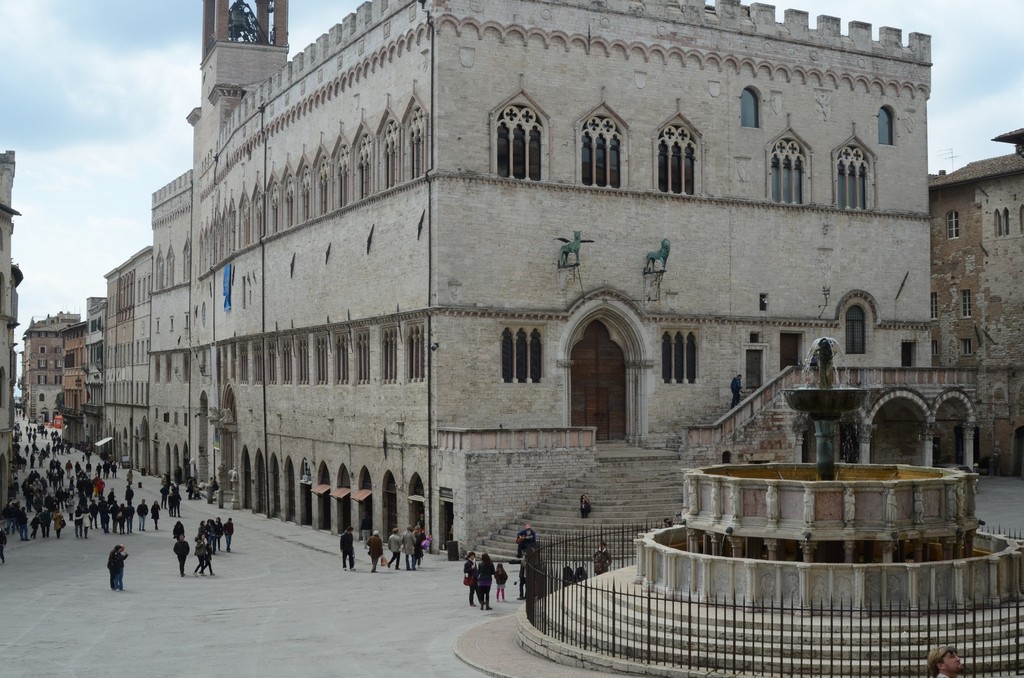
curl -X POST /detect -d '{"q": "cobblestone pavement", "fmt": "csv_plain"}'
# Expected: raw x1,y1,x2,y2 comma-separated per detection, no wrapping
4,451,1018,678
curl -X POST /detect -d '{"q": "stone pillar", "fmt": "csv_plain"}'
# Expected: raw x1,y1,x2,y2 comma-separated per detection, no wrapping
963,423,976,469
710,533,723,556
843,539,856,564
965,529,974,557
922,420,935,467
858,423,873,464
765,538,779,561
987,557,1000,605
729,535,745,559
912,539,924,563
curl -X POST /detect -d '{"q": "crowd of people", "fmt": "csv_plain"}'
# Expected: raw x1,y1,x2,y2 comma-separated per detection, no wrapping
2,419,239,591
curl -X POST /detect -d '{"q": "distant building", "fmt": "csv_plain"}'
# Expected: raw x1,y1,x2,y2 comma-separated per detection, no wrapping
0,149,22,506
84,297,106,445
59,320,88,444
21,312,79,424
103,248,152,468
929,133,1024,476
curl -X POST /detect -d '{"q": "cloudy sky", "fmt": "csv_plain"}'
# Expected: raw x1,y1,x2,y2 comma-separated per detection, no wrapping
1,0,1022,340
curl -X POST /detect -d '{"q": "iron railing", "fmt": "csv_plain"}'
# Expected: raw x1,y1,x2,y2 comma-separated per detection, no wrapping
523,525,1024,677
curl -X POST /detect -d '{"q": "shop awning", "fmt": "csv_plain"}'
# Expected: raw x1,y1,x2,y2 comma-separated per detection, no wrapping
330,487,351,500
351,488,372,502
310,484,331,496
95,437,113,448
407,494,426,503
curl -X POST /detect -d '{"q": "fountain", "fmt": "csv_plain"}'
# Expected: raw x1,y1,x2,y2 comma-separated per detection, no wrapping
783,337,866,480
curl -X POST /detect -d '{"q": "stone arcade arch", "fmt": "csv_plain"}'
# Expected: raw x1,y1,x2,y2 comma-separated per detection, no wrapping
864,390,929,466
356,467,374,533
933,389,978,468
408,473,425,529
299,457,313,526
255,449,267,514
198,392,210,481
558,293,650,443
383,470,398,531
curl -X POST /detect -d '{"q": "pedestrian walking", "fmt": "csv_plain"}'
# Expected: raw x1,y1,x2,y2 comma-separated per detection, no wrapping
172,520,185,542
401,526,417,571
730,373,742,408
593,541,612,575
0,529,6,563
39,507,52,537
52,509,65,539
136,501,148,531
173,534,190,577
149,501,160,531
476,553,495,609
193,538,213,576
366,530,384,573
359,513,372,542
223,517,234,551
463,552,479,607
73,508,85,538
339,526,355,570
387,527,403,570
107,545,128,591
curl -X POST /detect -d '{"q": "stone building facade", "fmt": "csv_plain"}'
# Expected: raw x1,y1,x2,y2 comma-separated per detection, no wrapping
929,144,1024,476
103,248,152,469
0,150,22,507
139,0,966,546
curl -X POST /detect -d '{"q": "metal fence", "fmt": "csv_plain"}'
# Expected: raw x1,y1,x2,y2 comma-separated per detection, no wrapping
523,525,1024,677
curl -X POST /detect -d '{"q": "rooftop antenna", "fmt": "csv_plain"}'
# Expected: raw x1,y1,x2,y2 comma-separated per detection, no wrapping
938,148,958,172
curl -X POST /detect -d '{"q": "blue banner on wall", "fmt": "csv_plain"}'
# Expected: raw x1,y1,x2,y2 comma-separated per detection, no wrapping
223,264,232,311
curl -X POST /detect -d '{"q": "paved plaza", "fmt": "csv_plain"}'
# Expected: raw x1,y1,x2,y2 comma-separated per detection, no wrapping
3,457,1021,678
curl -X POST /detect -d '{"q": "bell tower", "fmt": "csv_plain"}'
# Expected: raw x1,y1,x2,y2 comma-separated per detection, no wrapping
202,0,289,59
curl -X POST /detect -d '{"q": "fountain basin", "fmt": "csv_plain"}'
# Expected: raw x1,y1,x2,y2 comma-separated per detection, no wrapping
783,387,866,418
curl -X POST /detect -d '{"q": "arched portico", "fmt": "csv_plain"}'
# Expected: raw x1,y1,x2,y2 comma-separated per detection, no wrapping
557,292,651,443
933,390,978,469
863,390,929,466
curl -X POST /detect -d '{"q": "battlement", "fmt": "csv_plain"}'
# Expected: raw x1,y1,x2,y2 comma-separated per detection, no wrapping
152,170,194,207
579,0,930,62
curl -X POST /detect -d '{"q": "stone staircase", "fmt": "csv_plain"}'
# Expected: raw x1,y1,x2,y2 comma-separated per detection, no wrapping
471,444,685,561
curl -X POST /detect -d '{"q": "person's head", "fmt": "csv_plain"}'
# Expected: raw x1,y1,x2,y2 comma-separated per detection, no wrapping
600,541,607,549
927,646,963,676
345,526,353,533
373,530,380,536
392,527,399,534
525,523,532,530
481,553,492,564
467,551,476,561
496,563,505,572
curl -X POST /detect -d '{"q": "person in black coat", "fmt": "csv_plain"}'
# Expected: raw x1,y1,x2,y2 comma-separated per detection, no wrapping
339,526,355,570
173,534,191,577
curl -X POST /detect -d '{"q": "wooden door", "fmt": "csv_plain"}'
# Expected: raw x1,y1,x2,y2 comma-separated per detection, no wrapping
780,333,801,369
571,321,626,440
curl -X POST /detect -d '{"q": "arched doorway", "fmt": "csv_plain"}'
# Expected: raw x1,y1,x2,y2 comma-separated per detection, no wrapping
299,457,313,526
1013,427,1024,477
165,442,171,478
316,461,331,531
355,467,374,533
269,454,280,518
335,465,352,532
408,474,425,529
383,471,398,531
172,445,180,480
241,447,252,509
284,457,296,522
870,397,927,465
198,392,209,481
182,443,190,481
255,449,266,514
571,320,626,440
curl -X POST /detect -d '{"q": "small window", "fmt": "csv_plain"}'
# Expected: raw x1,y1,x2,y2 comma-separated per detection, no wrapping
930,292,938,320
740,88,759,128
931,339,938,356
845,306,866,355
500,327,542,383
946,211,959,239
877,107,894,145
960,289,972,318
961,337,973,355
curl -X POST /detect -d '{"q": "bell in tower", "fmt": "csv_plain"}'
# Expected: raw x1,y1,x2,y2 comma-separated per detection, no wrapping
228,0,262,43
